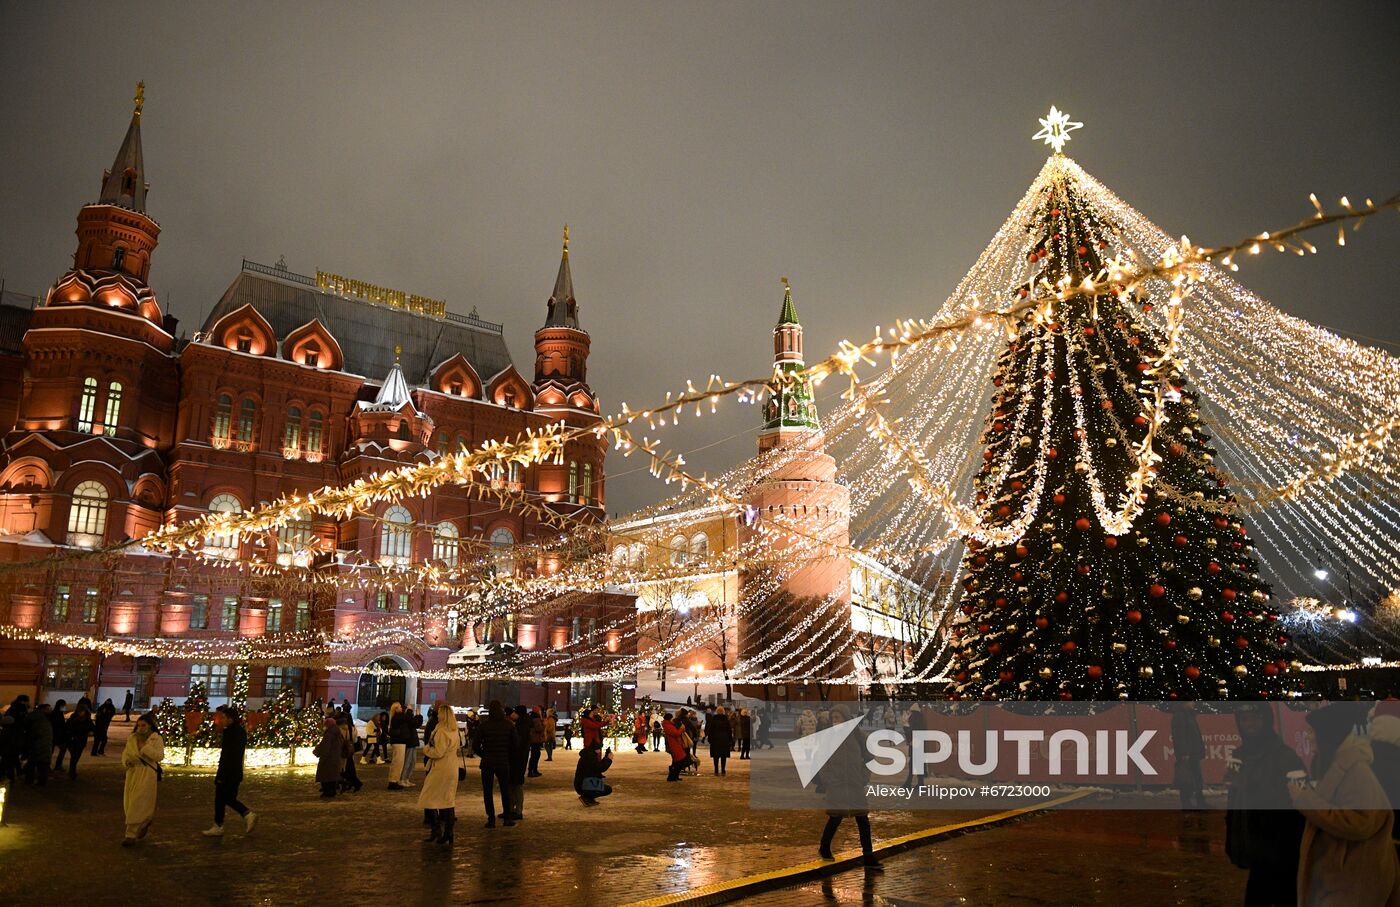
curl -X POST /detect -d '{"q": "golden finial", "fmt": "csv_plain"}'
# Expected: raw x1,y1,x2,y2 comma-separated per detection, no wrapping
562,223,570,259
133,81,145,120
393,344,402,362
780,276,790,289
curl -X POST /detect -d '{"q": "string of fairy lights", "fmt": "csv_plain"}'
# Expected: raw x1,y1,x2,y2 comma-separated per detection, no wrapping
2,115,1398,685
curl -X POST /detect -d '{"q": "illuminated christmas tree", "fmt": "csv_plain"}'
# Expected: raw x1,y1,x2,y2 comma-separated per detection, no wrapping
949,111,1291,700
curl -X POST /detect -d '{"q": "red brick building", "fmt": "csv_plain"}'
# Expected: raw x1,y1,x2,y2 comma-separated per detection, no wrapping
0,90,619,715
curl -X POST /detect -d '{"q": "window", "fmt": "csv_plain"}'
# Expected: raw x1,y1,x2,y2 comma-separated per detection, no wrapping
266,599,283,633
690,533,709,562
375,591,389,611
397,593,409,612
221,596,239,632
306,410,324,454
78,377,98,433
490,527,515,576
190,663,230,697
509,462,521,484
379,505,413,564
571,616,581,642
582,463,593,504
670,534,688,566
449,380,462,396
631,544,644,570
455,433,469,451
213,394,232,444
237,399,256,445
103,381,123,436
190,594,209,630
432,521,459,566
51,585,71,622
284,407,302,451
265,666,301,695
67,481,109,546
46,655,91,690
568,461,579,503
302,344,320,367
276,518,314,566
112,247,126,272
611,545,627,568
294,600,311,632
205,494,242,558
235,331,252,353
397,420,410,441
588,617,597,644
81,588,99,623
436,432,449,455
503,388,517,408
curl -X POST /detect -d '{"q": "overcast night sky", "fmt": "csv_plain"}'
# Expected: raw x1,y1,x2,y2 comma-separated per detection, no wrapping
1,2,1396,515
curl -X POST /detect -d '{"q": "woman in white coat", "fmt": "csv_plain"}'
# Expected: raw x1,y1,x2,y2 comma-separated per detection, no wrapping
418,702,460,845
121,713,164,846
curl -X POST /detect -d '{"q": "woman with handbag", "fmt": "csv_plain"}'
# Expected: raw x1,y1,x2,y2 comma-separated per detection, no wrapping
574,740,613,805
121,713,163,846
663,712,689,782
418,703,460,845
542,709,557,762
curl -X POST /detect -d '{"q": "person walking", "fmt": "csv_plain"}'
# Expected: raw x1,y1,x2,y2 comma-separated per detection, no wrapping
663,712,689,782
62,703,95,779
738,708,752,760
651,713,663,753
475,700,516,827
122,690,134,723
562,713,574,751
1291,701,1398,906
204,706,257,836
50,699,70,772
543,708,558,762
121,713,163,846
24,703,53,786
386,702,411,789
795,708,817,738
1,695,29,784
337,712,362,792
92,698,116,756
418,702,460,845
528,708,546,777
508,705,531,819
633,710,649,754
575,740,614,806
757,706,775,750
1224,703,1306,907
314,717,345,799
708,706,734,775
817,706,881,870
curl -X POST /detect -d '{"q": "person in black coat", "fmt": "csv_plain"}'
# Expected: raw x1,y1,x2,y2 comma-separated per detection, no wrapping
122,690,134,722
1,695,29,784
25,704,53,785
50,699,70,771
62,704,95,779
574,741,613,805
92,698,116,756
708,706,734,775
1225,703,1305,907
508,706,531,820
475,701,517,827
203,706,257,836
1171,704,1207,810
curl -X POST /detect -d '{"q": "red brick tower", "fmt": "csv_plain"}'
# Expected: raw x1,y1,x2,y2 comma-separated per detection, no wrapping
531,226,605,523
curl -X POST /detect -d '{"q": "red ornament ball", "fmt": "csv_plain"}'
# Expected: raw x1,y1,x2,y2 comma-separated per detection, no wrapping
1185,665,1201,680
1016,544,1030,558
1222,587,1238,601
1059,692,1075,701
1149,584,1167,599
1235,636,1249,650
1134,415,1148,427
1155,512,1172,526
1046,448,1059,459
1061,640,1077,652
1076,518,1091,532
1055,591,1070,603
997,505,1011,517
1034,616,1050,628
999,670,1016,682
1174,534,1188,547
1104,536,1119,550
1053,493,1067,506
988,642,1002,655
1077,245,1089,256
1126,609,1143,624
1086,665,1103,679
994,597,1008,608
1164,639,1178,651
1264,663,1280,676
1208,561,1222,574
1077,564,1091,576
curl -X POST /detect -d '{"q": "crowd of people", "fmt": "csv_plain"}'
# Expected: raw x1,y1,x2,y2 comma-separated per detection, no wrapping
1,692,123,785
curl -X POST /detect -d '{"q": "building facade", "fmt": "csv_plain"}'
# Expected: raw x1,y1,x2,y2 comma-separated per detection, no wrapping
0,90,614,715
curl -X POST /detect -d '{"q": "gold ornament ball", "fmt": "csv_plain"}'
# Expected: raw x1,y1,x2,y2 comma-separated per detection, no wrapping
1208,636,1221,648
1112,641,1128,653
1038,667,1053,680
1232,665,1248,677
1139,666,1154,678
1019,436,1033,448
1187,587,1203,601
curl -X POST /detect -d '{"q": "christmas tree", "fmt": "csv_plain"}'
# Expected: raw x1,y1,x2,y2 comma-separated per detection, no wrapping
251,687,299,747
949,146,1290,701
153,697,187,747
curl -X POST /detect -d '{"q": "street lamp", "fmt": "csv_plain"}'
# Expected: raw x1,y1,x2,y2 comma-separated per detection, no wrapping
691,663,702,703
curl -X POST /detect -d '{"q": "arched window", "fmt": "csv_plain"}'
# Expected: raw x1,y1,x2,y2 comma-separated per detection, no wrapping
276,517,314,567
455,433,469,451
568,461,579,503
436,431,449,455
205,493,242,558
582,463,593,504
78,377,99,433
490,527,515,576
306,410,324,454
284,407,302,452
379,505,413,565
213,394,232,444
611,545,628,568
396,420,410,441
508,462,521,484
432,521,459,567
237,399,257,446
689,532,709,561
630,544,644,570
302,343,320,367
67,481,109,546
670,534,688,566
103,381,123,436
112,247,127,272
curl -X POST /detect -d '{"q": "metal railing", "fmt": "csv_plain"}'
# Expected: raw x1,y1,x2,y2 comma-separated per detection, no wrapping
241,259,504,334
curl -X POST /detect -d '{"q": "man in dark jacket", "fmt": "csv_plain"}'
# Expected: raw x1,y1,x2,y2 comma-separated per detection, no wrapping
1225,703,1305,907
24,704,53,785
1,695,29,783
574,741,613,805
122,690,134,722
92,698,116,755
475,700,516,827
62,704,95,779
50,699,70,771
203,706,257,837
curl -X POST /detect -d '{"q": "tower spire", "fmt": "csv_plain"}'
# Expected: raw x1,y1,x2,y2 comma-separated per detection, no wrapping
544,223,579,328
759,277,819,450
99,81,149,212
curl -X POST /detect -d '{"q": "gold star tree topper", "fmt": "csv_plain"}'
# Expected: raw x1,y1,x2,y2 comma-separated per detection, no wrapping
1033,105,1083,154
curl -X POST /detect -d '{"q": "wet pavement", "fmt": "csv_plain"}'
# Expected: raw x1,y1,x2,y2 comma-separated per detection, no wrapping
0,727,1245,907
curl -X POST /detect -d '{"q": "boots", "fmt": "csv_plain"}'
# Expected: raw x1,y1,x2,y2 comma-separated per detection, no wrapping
439,809,455,846
424,810,441,843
